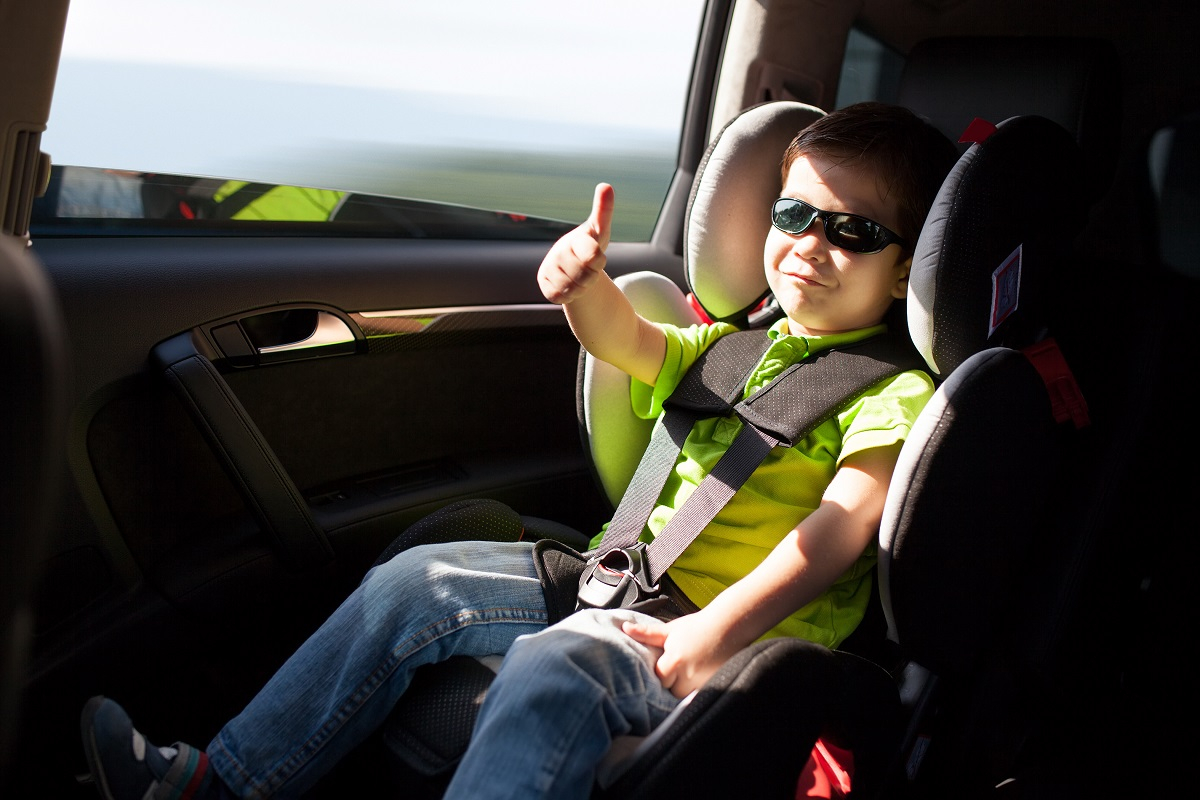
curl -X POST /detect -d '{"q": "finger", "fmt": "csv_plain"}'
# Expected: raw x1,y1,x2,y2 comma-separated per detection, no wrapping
537,236,592,303
656,659,674,690
568,233,606,275
588,183,615,251
537,270,566,305
536,254,567,301
621,619,667,647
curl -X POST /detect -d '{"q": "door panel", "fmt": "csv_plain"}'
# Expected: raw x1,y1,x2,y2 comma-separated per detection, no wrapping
33,233,686,611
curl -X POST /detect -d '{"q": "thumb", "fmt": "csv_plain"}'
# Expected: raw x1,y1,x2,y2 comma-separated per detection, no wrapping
588,182,615,251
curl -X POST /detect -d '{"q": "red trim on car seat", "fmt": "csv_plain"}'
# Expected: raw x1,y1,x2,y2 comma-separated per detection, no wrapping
686,292,715,324
1022,337,1091,429
959,117,998,144
795,737,854,798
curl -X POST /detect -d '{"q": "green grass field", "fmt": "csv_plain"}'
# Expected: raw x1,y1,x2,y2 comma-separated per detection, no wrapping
281,143,678,242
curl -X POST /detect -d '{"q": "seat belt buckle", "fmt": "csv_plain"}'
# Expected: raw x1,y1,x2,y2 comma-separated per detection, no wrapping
576,542,660,611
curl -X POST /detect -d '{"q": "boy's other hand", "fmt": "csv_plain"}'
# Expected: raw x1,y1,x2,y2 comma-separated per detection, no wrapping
622,614,734,699
538,182,615,304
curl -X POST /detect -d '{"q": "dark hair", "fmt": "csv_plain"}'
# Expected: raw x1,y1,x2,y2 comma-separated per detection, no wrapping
781,102,959,248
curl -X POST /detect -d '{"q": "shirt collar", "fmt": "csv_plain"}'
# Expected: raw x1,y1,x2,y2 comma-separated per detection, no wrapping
765,317,890,357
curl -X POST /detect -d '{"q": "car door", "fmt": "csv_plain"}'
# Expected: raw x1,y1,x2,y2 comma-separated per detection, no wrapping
5,1,720,795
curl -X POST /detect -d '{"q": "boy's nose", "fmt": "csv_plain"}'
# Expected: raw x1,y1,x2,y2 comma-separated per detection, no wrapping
789,224,829,257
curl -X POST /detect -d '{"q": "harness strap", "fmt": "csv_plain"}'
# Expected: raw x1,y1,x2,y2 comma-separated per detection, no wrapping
592,329,924,586
645,421,781,582
601,409,703,557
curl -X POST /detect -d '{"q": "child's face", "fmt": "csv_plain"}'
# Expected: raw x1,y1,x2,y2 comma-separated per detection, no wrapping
765,154,911,337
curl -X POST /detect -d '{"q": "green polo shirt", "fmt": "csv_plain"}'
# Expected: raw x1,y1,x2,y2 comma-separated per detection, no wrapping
591,318,934,647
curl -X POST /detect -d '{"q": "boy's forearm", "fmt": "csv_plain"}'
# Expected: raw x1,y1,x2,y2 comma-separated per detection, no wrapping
695,444,899,647
564,274,665,386
695,528,822,651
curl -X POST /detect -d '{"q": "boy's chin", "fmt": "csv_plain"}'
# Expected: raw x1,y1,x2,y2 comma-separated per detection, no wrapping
782,317,827,337
783,312,882,338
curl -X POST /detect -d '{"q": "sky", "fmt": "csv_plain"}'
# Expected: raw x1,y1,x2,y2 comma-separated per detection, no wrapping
44,0,706,180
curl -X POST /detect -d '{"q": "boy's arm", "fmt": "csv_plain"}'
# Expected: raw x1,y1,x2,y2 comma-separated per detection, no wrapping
537,183,666,386
623,442,903,698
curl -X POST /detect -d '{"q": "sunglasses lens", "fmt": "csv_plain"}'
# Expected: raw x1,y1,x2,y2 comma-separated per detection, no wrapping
771,198,816,235
826,215,884,253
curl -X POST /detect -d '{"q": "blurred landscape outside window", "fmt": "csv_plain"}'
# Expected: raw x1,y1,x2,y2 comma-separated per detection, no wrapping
38,0,707,241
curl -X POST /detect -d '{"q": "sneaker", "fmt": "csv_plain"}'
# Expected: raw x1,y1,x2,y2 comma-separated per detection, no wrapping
80,696,215,800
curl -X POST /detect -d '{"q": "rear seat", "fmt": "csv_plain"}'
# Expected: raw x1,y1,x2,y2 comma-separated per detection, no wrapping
897,35,1121,199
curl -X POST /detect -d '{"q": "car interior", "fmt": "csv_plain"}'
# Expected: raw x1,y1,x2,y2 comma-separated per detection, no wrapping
2,1,1196,798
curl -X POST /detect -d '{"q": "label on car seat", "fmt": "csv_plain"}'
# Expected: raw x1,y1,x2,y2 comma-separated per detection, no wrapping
989,244,1022,337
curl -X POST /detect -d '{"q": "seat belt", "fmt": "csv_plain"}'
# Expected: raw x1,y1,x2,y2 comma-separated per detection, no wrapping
577,329,926,610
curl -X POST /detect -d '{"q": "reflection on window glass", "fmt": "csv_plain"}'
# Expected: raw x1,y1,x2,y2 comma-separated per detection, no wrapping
40,0,707,240
33,167,581,241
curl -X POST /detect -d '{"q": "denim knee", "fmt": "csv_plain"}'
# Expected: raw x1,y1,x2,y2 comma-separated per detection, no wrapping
501,609,660,696
360,540,546,633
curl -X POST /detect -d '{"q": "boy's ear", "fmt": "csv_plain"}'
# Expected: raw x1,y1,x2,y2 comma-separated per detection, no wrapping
891,255,912,299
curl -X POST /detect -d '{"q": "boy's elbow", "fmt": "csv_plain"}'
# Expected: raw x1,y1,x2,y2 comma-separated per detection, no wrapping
631,321,667,386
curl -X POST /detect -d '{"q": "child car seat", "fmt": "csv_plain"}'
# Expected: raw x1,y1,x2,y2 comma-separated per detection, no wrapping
871,114,1100,795
605,111,1103,799
372,108,1103,798
868,35,1127,795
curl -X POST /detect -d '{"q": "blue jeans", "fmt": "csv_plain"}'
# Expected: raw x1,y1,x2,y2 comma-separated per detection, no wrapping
207,541,680,799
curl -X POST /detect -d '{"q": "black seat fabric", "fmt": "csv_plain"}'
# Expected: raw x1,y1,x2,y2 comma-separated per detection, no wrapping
906,115,1090,379
1095,112,1199,796
599,640,901,800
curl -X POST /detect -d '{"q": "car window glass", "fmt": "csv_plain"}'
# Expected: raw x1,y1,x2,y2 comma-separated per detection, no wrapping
835,27,904,108
36,0,707,241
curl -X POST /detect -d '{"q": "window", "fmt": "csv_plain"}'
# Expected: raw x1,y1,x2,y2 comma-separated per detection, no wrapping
35,0,707,241
835,27,904,109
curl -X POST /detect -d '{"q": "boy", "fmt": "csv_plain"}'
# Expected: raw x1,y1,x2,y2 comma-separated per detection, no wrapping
80,102,957,800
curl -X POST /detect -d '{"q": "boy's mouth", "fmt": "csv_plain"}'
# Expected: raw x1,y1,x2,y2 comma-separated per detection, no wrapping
780,267,823,287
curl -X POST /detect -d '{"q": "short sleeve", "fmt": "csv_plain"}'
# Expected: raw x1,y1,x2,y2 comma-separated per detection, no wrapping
836,369,936,467
630,321,739,420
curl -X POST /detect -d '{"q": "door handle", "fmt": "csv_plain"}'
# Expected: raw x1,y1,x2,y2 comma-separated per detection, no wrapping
257,311,354,353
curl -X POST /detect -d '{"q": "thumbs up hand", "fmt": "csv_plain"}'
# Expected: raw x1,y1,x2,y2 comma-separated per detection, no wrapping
538,183,615,305
535,182,665,385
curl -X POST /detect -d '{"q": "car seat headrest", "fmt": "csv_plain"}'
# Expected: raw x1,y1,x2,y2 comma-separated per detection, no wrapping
1148,111,1200,280
908,115,1089,378
898,36,1120,199
684,101,825,323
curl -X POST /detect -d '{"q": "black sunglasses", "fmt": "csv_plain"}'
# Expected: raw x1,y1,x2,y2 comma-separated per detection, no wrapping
770,197,908,255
